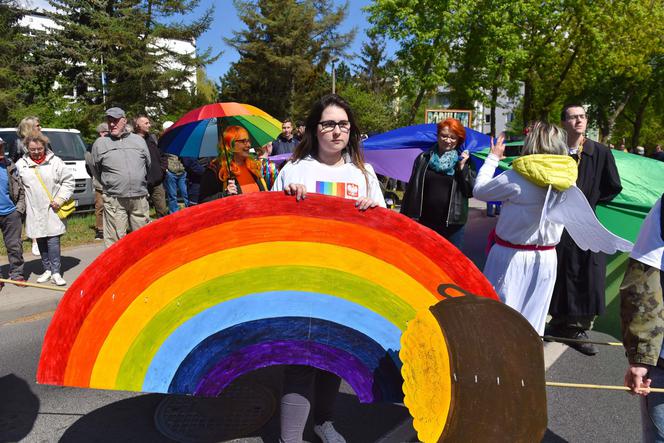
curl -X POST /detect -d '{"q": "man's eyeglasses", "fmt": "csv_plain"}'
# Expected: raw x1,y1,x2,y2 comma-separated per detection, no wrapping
319,120,351,133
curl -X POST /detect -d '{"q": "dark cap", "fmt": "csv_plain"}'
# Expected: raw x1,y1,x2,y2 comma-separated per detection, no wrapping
105,107,126,119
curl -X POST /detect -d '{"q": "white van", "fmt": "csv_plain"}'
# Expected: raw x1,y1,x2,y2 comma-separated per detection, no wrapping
0,128,95,210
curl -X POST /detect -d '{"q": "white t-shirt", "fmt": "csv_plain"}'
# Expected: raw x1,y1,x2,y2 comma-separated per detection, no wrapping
630,198,664,271
273,156,386,207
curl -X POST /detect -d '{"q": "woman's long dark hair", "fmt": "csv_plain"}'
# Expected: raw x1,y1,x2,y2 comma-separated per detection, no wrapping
291,94,368,177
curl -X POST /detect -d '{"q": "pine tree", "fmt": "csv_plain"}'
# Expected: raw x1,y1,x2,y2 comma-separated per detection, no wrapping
30,0,215,132
0,0,29,125
220,0,354,119
353,34,391,94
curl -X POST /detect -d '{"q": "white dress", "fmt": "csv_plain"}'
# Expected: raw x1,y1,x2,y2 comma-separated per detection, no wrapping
474,153,632,334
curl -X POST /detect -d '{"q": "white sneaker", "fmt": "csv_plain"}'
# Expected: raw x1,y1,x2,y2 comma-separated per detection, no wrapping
36,270,52,283
313,421,346,443
51,273,66,286
31,240,40,256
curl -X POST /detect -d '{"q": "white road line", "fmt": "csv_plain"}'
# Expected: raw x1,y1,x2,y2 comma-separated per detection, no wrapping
544,340,568,370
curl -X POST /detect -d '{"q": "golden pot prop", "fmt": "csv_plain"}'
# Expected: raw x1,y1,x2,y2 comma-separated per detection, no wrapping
400,284,547,442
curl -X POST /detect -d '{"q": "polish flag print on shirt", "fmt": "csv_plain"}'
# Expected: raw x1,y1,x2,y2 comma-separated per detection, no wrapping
316,181,359,199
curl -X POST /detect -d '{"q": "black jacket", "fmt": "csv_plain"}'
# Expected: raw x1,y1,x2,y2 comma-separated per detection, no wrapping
550,139,622,317
400,151,475,226
271,134,299,155
143,133,165,187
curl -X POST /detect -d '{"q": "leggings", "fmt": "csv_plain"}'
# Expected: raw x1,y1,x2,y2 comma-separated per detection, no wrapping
280,366,341,443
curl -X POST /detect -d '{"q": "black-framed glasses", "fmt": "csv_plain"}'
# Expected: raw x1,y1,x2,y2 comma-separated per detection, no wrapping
318,120,351,133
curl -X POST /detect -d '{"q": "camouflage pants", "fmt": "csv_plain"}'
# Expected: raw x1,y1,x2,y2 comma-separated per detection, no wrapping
620,258,664,366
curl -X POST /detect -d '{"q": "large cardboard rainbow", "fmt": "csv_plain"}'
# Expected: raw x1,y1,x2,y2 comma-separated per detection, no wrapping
37,193,497,403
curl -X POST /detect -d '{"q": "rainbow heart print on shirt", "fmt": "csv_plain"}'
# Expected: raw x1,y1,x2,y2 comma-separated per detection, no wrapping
316,181,359,199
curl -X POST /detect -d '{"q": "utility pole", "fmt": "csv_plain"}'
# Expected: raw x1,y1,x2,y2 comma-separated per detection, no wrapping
331,57,339,94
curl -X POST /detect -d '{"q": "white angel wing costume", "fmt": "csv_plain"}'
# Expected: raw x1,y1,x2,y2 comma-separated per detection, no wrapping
542,185,633,253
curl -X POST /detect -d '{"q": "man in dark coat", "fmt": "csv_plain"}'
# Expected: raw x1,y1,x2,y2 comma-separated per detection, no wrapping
134,115,168,218
547,104,622,355
271,118,299,155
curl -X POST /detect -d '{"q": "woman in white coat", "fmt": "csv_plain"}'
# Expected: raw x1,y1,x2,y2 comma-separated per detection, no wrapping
473,122,631,334
16,133,74,286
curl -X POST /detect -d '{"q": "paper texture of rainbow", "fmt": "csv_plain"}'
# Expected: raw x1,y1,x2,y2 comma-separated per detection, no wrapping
37,193,497,404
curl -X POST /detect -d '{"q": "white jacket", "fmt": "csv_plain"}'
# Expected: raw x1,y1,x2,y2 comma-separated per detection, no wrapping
16,151,75,238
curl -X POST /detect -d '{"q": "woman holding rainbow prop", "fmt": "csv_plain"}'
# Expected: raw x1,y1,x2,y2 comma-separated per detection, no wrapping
473,122,632,335
198,125,269,202
274,94,385,443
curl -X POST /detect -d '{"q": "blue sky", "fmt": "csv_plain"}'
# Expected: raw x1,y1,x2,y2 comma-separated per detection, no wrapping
196,0,382,81
22,0,388,82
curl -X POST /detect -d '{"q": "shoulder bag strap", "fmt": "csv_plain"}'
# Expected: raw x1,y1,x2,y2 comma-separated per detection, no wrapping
33,167,54,202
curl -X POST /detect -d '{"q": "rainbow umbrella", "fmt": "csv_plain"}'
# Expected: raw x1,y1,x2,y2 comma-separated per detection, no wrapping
158,103,282,158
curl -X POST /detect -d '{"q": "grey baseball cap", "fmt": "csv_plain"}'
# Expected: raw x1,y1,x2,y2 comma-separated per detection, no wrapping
105,107,126,119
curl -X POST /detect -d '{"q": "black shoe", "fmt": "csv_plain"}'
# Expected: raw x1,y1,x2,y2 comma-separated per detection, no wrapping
567,330,598,356
543,324,566,341
95,230,103,240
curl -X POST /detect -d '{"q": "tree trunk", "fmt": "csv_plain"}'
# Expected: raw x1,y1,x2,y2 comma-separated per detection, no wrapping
522,77,533,129
603,88,635,143
490,84,498,137
408,87,427,126
631,90,652,148
407,36,441,125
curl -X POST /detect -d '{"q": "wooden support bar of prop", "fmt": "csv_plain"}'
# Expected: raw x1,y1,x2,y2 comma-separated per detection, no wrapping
0,278,67,292
542,335,623,347
547,381,664,394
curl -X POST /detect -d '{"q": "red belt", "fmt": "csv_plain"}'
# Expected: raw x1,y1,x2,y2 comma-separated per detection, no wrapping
495,235,556,251
487,228,556,252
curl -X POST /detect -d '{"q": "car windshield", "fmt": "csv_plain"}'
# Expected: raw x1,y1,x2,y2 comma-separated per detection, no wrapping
0,130,86,161
42,131,87,161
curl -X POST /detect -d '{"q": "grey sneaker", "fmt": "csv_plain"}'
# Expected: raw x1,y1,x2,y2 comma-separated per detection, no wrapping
314,421,346,443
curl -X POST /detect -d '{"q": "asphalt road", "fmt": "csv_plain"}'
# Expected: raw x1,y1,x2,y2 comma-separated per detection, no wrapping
0,200,645,442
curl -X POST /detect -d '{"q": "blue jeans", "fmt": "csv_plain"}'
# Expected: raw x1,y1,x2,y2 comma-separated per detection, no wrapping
164,171,189,214
37,235,61,275
642,364,664,442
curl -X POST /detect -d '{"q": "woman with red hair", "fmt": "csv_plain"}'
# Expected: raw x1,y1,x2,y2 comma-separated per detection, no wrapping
198,126,269,202
401,118,475,247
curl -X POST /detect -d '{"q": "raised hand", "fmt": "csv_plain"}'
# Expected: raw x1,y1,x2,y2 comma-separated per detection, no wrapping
490,133,506,160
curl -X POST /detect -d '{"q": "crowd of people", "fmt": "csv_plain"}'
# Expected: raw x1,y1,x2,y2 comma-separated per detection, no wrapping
1,94,662,442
